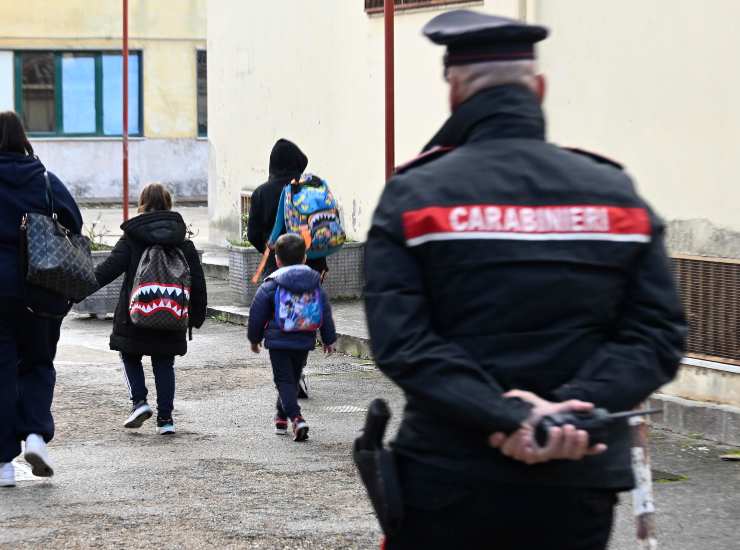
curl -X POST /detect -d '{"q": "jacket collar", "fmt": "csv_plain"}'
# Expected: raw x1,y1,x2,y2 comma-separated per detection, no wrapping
423,84,546,152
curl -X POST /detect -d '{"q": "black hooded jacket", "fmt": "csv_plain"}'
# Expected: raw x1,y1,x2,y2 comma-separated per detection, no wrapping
0,153,82,312
247,139,308,253
364,85,686,489
95,211,207,357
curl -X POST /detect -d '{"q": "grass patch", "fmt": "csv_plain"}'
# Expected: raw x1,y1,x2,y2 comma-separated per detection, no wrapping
652,469,689,483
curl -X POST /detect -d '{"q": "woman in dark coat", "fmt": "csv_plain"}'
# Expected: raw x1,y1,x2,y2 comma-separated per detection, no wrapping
0,112,83,487
95,184,207,435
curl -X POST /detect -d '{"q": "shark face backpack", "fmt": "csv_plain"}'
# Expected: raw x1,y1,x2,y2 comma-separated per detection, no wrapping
129,245,191,331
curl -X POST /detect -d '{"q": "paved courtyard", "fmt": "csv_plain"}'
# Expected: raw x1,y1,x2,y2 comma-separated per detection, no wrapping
1,316,739,549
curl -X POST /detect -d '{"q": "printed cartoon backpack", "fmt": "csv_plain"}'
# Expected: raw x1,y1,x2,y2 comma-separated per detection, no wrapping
129,245,191,331
268,174,346,259
274,285,323,332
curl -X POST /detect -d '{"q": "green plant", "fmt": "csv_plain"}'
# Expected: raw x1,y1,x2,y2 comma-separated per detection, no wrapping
84,215,112,251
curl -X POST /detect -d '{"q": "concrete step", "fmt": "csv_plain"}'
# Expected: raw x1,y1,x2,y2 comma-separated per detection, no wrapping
207,302,371,360
202,249,230,280
649,393,740,446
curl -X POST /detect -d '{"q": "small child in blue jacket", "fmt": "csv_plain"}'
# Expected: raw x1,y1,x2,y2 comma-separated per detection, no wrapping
248,233,337,441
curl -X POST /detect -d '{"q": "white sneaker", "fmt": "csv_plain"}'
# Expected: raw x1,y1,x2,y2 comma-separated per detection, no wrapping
0,462,15,487
24,434,54,478
124,401,153,429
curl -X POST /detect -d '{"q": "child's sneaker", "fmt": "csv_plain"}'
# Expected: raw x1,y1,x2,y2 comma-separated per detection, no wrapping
124,400,153,429
157,417,176,435
292,416,309,442
274,416,288,436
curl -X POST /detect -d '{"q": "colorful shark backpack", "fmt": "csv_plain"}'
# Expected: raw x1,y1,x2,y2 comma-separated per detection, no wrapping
268,174,346,259
129,245,191,331
274,285,323,332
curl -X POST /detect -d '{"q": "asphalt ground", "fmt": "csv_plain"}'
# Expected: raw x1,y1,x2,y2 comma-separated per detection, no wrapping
1,316,738,549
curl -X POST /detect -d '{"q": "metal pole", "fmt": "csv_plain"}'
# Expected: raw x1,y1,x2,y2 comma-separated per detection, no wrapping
630,408,658,549
384,0,395,180
122,0,130,221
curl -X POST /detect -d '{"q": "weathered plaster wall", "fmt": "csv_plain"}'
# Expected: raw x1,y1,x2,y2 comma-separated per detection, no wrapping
32,138,208,201
535,0,740,259
0,0,207,199
207,0,518,244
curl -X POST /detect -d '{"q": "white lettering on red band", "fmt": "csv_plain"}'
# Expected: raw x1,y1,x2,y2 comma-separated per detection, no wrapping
402,204,651,247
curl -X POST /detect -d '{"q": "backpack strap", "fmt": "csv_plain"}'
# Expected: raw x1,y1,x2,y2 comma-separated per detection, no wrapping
267,185,288,248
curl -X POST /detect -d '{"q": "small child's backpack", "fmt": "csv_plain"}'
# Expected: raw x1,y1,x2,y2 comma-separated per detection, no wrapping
129,245,192,331
274,285,323,332
268,174,346,259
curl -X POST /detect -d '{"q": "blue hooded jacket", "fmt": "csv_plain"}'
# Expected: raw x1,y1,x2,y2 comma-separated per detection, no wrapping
248,264,337,351
0,153,82,301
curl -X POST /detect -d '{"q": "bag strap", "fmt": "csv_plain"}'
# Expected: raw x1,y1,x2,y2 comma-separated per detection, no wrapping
43,171,56,218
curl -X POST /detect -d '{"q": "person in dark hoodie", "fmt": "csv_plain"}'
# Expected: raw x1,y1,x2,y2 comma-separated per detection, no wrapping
0,111,83,488
247,234,336,442
95,183,207,435
247,139,329,277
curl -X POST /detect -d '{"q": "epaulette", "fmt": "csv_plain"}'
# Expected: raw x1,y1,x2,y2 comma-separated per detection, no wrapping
394,146,455,175
564,147,624,170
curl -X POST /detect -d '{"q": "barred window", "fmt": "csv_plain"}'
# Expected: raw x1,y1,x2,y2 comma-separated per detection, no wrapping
365,0,478,13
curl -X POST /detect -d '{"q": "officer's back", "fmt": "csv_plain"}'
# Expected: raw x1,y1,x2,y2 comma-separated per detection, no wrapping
363,10,685,550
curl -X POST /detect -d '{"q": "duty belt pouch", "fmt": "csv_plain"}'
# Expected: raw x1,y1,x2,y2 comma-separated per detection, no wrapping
353,399,404,536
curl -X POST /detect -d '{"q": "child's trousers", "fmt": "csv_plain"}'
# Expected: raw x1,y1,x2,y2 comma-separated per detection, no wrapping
121,353,176,420
269,349,309,420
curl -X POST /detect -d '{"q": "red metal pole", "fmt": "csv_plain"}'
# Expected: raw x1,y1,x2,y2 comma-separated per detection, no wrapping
122,0,130,221
384,0,395,180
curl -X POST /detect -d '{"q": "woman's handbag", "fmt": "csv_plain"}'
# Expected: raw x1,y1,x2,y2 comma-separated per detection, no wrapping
20,171,98,301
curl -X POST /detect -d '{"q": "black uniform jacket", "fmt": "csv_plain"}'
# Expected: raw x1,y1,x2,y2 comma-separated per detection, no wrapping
95,211,207,357
364,85,686,489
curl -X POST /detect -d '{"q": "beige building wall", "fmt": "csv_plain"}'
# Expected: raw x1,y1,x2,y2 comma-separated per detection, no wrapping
534,0,740,258
0,0,207,200
208,0,523,243
0,0,206,138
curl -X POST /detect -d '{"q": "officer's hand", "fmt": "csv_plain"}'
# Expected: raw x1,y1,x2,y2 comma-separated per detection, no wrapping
250,342,261,354
504,389,595,425
490,424,607,465
488,390,607,464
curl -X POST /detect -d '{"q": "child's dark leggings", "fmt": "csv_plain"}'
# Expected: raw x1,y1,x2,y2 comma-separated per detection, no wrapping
269,349,309,420
121,353,175,420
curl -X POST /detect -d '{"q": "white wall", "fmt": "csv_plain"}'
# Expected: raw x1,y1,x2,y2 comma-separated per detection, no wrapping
0,52,14,112
32,139,208,201
208,0,520,243
535,0,740,257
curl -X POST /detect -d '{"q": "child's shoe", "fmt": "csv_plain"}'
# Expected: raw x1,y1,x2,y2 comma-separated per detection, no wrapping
0,462,15,487
124,400,153,429
292,416,309,442
157,417,176,435
275,416,289,436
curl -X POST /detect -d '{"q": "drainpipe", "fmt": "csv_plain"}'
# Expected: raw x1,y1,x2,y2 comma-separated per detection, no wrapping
384,0,395,181
122,0,130,221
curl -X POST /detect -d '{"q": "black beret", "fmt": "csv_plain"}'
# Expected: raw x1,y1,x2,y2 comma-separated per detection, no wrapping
422,10,549,67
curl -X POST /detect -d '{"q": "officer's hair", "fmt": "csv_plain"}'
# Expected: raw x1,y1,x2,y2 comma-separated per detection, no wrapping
275,233,307,266
448,60,538,100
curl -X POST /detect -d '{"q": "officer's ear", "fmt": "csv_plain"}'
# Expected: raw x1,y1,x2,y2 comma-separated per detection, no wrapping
534,74,546,103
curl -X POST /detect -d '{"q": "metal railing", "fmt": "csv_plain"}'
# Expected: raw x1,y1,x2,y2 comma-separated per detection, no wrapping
365,0,476,13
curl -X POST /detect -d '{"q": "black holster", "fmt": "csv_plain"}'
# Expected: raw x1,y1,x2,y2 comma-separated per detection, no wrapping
353,399,404,537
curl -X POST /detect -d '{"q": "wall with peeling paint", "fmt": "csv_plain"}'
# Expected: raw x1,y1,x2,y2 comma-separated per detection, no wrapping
0,0,207,200
207,0,518,244
534,0,740,259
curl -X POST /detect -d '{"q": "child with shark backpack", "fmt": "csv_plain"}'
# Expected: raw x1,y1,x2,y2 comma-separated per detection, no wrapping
95,184,207,435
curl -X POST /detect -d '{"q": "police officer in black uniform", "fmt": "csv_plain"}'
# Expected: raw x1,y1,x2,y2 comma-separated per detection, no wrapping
363,10,686,550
